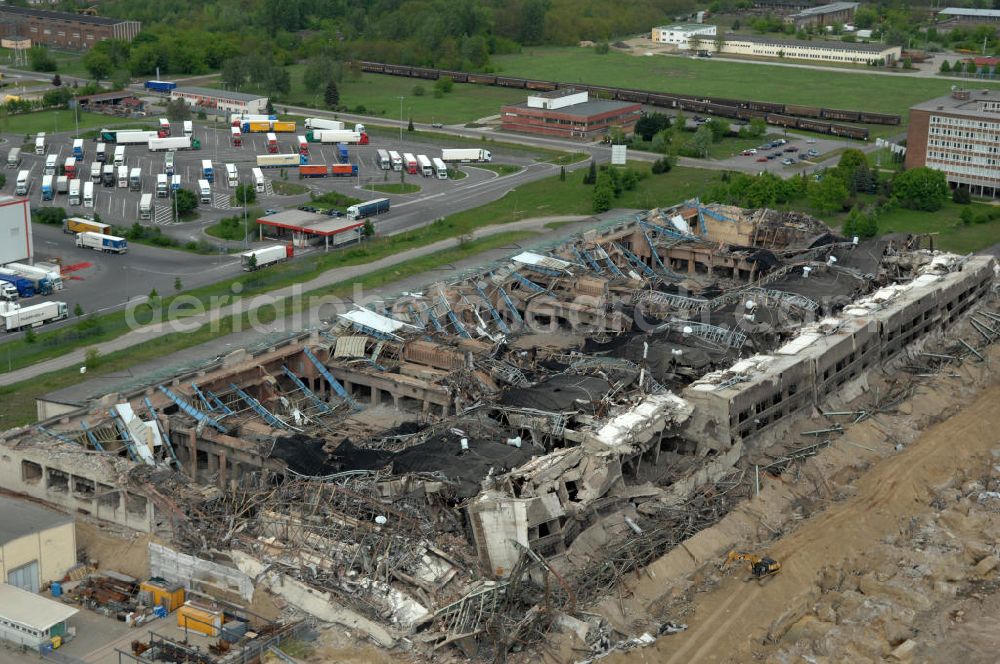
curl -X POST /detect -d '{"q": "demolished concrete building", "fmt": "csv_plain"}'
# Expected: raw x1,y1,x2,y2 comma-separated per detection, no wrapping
1,200,996,659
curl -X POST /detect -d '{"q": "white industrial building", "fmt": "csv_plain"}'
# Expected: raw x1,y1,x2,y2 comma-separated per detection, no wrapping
713,35,900,65
0,583,78,650
651,23,717,49
170,86,268,115
0,195,32,266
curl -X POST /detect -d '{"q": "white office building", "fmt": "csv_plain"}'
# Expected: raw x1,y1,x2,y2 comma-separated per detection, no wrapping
651,23,717,50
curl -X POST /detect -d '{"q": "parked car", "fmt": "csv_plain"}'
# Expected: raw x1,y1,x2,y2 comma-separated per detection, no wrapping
807,149,819,157
806,138,818,144
784,146,798,153
431,122,444,129
742,149,757,156
775,138,788,146
782,158,794,165
756,156,768,162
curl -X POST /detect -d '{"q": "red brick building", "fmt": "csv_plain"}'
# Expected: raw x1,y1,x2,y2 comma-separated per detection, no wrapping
501,90,642,139
905,88,1000,198
0,6,141,50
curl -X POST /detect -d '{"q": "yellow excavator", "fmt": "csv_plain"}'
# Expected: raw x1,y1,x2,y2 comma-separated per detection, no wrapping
725,550,781,580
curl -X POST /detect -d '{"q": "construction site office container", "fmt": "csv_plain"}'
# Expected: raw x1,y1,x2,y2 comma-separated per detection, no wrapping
176,601,222,636
139,579,185,613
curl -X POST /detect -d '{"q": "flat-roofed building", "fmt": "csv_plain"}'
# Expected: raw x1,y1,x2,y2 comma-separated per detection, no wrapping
0,496,76,594
713,34,900,65
937,7,1000,24
785,2,859,29
501,89,642,139
0,6,140,49
170,87,269,116
651,23,717,49
0,583,78,650
905,88,1000,198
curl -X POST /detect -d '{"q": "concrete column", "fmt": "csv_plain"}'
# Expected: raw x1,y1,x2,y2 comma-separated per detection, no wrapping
392,394,400,409
187,429,198,478
217,452,228,487
371,388,381,406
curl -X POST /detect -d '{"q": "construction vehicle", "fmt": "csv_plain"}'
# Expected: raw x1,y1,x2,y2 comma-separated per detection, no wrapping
725,550,781,580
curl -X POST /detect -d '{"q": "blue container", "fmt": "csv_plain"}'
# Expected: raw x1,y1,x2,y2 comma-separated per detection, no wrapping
50,582,62,597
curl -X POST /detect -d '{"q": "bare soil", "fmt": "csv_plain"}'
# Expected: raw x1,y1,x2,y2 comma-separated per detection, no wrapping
599,366,1000,663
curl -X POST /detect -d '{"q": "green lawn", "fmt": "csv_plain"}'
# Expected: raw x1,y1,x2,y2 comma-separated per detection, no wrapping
817,199,1000,255
365,183,420,194
0,109,142,136
270,68,528,125
0,47,90,78
492,48,1000,121
473,164,524,176
270,181,309,196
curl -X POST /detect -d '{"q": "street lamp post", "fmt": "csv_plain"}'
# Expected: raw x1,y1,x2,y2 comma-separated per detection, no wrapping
398,96,405,142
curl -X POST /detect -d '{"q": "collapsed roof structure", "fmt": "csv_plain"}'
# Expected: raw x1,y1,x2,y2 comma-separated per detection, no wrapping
1,200,995,660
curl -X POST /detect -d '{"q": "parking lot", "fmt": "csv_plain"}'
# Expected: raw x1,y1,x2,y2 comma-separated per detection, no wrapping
2,123,535,232
0,121,554,332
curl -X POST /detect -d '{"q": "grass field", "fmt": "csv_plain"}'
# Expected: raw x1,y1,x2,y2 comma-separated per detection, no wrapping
0,109,142,136
365,182,421,194
817,199,1000,254
473,164,524,176
491,48,1000,120
272,68,527,125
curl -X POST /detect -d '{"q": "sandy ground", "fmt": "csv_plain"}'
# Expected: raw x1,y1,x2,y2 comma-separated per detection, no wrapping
595,355,1000,663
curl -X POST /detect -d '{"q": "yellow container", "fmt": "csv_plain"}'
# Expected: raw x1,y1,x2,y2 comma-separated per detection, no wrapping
140,579,185,613
248,121,272,133
177,602,222,637
272,121,296,133
51,636,62,649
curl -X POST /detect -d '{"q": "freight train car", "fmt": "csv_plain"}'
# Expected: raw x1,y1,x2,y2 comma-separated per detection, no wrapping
384,64,413,76
795,118,835,133
359,61,386,73
616,88,650,104
821,108,861,122
467,73,498,84
525,79,559,91
706,102,741,119
646,93,678,108
410,67,440,79
829,123,869,139
438,69,469,83
859,111,901,125
496,76,527,88
748,100,785,113
766,113,800,129
784,104,823,118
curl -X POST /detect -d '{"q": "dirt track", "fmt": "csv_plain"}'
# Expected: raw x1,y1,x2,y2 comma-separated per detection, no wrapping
606,383,1000,664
